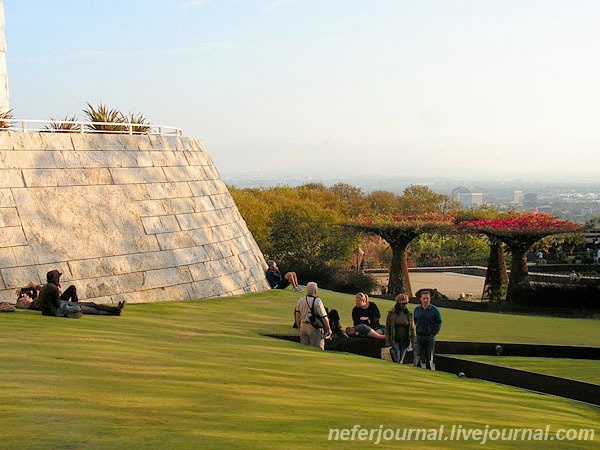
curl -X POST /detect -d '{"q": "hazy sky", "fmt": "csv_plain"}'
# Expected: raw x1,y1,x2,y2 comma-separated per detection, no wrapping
5,1,600,182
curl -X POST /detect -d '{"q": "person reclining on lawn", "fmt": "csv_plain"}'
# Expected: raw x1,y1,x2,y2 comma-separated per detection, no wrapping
266,260,303,292
17,271,124,316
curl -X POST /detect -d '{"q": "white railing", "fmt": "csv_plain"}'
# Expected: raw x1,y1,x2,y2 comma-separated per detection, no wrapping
2,119,183,136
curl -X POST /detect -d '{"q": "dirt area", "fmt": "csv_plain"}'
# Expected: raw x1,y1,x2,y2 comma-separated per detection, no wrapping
373,272,485,300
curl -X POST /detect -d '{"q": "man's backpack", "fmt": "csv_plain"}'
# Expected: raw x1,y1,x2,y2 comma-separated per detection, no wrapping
306,295,324,329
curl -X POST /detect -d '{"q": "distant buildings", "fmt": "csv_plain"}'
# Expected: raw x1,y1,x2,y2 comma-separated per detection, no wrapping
459,192,484,207
523,193,538,210
513,190,524,206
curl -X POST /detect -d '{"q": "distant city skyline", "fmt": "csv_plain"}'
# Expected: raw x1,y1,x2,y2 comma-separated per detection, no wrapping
5,1,600,182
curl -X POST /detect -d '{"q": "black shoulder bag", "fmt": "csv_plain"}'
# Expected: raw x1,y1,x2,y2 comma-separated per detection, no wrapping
305,295,324,329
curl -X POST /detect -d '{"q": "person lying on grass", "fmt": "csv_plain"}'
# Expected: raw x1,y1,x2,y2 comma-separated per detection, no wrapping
17,271,124,316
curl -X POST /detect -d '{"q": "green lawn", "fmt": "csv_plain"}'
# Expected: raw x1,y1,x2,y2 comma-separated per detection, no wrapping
1,289,598,449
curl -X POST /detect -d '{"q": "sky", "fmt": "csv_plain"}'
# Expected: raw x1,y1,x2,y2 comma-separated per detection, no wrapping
4,0,600,182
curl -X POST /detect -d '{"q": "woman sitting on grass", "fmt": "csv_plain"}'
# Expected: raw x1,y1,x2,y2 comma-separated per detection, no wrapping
347,292,386,340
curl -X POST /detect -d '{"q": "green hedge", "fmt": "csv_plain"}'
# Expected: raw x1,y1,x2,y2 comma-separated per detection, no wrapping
512,283,600,308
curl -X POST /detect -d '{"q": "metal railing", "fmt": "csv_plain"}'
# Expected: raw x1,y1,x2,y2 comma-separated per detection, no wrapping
2,119,183,136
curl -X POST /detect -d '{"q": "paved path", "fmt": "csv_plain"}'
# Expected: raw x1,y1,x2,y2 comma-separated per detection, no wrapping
374,272,486,299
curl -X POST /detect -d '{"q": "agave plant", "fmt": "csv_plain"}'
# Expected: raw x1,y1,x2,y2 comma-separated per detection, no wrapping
0,109,13,130
83,102,126,132
45,115,81,132
125,111,151,134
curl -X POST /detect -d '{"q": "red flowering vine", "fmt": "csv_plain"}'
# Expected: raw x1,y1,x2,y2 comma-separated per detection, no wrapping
458,212,582,237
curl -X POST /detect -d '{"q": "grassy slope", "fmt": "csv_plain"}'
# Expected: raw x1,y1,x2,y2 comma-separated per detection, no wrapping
1,289,598,449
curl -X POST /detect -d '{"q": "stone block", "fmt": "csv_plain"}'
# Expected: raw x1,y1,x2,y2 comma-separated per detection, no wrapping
192,196,215,212
142,215,180,234
23,169,57,187
0,150,33,168
0,188,13,207
203,164,220,180
136,136,153,151
121,184,151,201
136,199,168,217
146,181,193,199
172,246,209,266
0,207,19,226
163,165,204,182
0,226,27,246
142,266,193,290
0,247,16,268
123,250,177,274
114,135,141,151
68,255,133,279
70,134,119,151
156,229,211,251
184,151,211,167
11,245,36,267
209,193,233,210
10,133,43,150
162,197,196,215
82,272,144,299
110,167,167,184
188,180,209,197
203,244,223,260
40,133,76,151
52,168,113,186
0,169,25,188
176,212,213,231
147,151,184,167
1,266,40,289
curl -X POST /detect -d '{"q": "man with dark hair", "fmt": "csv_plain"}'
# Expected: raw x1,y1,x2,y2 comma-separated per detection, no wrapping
413,289,442,370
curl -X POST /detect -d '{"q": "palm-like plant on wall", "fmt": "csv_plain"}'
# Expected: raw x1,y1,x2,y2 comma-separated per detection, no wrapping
0,109,12,130
45,115,81,132
83,102,126,132
125,111,150,134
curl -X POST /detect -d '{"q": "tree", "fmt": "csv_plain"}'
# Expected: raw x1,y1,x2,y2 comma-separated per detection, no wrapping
366,190,400,215
269,203,358,275
345,213,456,296
397,185,456,214
459,212,582,302
456,207,508,303
329,183,366,217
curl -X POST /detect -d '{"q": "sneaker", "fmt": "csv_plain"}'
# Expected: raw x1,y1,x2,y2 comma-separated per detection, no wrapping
293,286,303,292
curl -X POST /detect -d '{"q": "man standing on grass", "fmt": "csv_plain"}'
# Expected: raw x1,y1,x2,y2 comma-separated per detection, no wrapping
294,282,332,351
413,289,442,370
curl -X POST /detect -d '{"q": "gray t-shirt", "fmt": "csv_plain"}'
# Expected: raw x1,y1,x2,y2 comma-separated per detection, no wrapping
295,295,327,323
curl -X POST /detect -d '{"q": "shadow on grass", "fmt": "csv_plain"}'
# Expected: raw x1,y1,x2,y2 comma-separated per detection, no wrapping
268,334,600,407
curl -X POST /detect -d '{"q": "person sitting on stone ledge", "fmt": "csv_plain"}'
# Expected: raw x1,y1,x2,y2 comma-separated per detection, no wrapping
266,260,303,292
18,272,124,316
347,292,386,340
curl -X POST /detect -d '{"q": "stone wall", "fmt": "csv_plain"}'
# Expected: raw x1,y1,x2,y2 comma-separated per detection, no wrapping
0,131,270,304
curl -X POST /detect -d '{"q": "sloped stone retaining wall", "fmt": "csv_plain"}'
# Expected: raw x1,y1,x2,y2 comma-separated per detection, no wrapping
0,131,270,304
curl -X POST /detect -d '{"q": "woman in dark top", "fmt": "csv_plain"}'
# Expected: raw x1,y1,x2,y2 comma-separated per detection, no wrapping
385,293,416,363
350,292,386,339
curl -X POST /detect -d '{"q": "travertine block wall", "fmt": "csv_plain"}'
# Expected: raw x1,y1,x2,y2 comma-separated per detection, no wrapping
0,131,270,304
